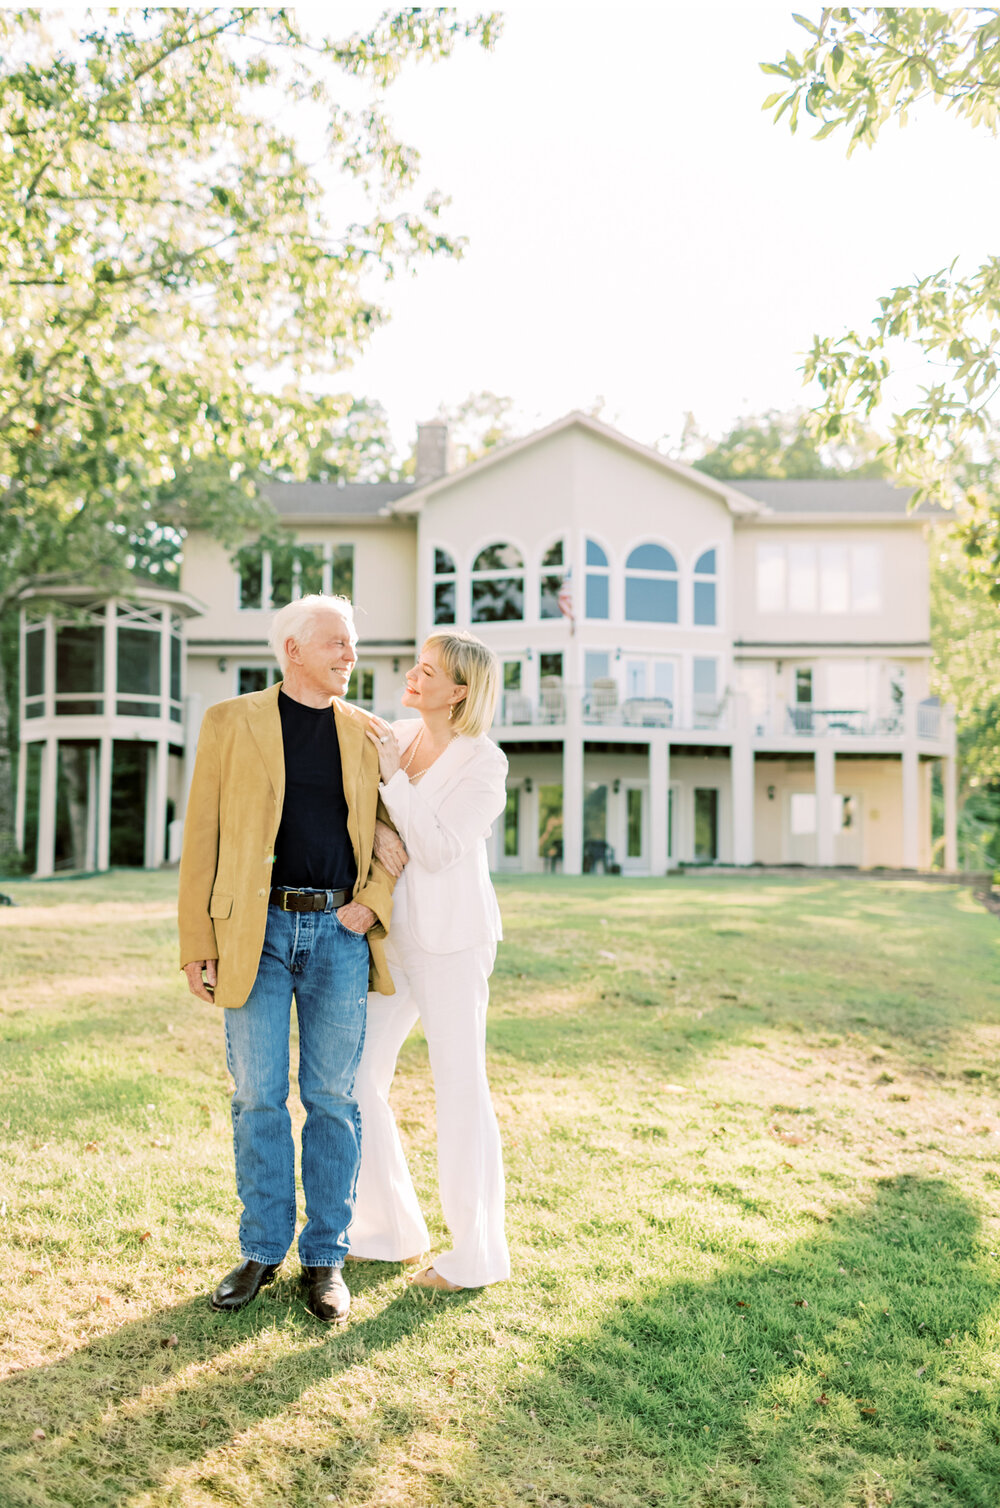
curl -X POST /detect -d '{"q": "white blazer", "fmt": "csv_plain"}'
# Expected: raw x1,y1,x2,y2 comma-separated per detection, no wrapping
378,721,508,955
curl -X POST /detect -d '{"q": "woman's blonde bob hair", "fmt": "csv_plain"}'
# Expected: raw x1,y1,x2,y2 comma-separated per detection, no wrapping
423,630,499,738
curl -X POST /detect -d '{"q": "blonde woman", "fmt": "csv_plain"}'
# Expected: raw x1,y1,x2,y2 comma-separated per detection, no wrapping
351,630,510,1291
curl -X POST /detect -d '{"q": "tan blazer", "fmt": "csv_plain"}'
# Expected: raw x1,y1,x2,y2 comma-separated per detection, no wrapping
177,683,395,1008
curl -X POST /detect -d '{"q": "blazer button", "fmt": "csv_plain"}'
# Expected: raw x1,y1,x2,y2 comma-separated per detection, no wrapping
257,887,265,897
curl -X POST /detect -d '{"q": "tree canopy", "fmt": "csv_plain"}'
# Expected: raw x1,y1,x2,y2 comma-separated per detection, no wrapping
762,8,1000,596
685,407,890,480
0,5,499,865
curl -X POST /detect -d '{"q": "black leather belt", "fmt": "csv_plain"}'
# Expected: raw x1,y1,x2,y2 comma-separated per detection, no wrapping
269,887,351,913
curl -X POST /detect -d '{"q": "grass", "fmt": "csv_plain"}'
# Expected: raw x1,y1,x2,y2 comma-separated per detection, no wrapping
0,870,999,1508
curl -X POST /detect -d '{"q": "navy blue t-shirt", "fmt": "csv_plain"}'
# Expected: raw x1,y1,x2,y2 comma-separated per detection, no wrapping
272,692,358,891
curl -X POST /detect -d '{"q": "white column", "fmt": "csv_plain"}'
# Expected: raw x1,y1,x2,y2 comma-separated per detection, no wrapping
43,613,55,719
815,743,835,867
85,746,98,871
942,755,958,872
96,734,112,871
35,736,57,878
14,740,27,853
177,691,204,827
902,747,920,869
103,599,117,716
145,738,169,869
648,734,670,875
561,695,583,875
731,691,754,866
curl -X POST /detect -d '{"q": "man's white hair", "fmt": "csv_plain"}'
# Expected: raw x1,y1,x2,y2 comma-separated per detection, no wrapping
268,594,356,675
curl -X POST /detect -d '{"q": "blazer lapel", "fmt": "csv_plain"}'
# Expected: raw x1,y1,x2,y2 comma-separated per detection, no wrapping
246,682,285,806
415,732,478,799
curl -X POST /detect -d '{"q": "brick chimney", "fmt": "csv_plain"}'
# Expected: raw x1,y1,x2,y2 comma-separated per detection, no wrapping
414,420,451,485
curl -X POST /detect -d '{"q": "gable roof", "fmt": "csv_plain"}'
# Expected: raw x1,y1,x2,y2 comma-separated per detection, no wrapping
389,411,763,518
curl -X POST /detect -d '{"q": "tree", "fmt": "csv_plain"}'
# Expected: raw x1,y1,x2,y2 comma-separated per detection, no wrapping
434,390,520,469
761,8,1000,595
930,529,1000,868
0,6,500,867
685,407,890,479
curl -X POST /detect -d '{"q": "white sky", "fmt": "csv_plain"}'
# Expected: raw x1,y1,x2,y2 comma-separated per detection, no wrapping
293,2,1000,460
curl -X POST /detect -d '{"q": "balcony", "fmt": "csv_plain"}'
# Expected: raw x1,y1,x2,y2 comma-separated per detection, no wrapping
495,685,729,733
493,687,951,746
780,701,944,740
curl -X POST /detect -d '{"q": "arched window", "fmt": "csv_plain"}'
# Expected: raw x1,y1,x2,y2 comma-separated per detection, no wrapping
585,539,610,619
540,540,565,619
433,548,456,625
625,543,678,623
693,548,717,626
471,542,524,622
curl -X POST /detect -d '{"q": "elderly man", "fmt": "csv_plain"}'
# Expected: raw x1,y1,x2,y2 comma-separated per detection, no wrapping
178,593,401,1323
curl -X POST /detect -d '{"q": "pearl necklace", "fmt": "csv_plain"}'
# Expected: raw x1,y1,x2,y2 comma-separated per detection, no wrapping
401,724,457,781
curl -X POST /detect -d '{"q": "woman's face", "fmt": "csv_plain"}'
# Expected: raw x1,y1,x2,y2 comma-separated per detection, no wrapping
403,641,466,717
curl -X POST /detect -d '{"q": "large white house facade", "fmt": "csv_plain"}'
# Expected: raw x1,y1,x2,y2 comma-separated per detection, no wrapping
16,413,957,876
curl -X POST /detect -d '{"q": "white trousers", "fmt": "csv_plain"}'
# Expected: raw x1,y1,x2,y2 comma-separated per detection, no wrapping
349,892,510,1288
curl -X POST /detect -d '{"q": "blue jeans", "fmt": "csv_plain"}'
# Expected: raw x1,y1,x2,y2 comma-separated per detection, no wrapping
223,904,370,1268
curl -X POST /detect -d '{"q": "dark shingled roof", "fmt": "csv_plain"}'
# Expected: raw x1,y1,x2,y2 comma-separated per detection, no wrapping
261,481,414,517
729,479,935,515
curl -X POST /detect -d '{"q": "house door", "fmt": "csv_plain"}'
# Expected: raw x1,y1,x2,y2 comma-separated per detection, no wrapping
694,788,719,862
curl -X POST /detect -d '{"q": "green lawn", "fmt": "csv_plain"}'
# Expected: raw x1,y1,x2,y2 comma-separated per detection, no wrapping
1,872,999,1508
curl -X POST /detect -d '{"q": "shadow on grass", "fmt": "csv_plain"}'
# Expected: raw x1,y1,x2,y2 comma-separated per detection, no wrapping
470,1175,1000,1508
0,1263,473,1508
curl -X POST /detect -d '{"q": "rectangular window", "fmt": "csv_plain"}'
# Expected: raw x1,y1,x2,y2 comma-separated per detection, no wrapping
851,544,881,612
346,665,375,705
269,542,296,609
331,544,354,600
693,658,717,696
56,625,105,697
504,788,520,858
584,652,610,687
25,627,44,700
625,576,678,623
694,788,718,861
117,627,160,697
820,545,850,613
788,544,817,612
238,665,281,696
238,546,264,610
795,667,813,704
756,544,786,612
434,581,456,625
538,783,563,864
296,543,325,598
693,580,716,626
584,783,608,846
585,573,609,619
503,661,522,691
653,661,675,701
626,787,644,859
539,652,563,680
625,660,646,698
170,633,182,703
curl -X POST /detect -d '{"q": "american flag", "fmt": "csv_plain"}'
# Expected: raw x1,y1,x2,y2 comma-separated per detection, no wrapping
557,568,574,632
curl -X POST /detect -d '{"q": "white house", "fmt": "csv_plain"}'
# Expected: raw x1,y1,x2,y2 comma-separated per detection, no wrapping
15,413,957,876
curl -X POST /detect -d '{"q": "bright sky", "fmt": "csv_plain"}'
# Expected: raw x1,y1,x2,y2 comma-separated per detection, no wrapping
297,3,1000,460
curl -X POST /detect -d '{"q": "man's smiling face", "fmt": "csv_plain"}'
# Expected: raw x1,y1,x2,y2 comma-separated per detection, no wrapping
286,612,357,701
